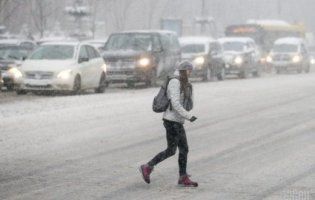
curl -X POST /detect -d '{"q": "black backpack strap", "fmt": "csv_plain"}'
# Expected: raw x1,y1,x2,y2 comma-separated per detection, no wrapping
166,76,178,111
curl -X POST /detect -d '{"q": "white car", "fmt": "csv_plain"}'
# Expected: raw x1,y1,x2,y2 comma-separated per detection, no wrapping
218,37,261,78
14,42,107,94
180,36,225,81
267,37,310,73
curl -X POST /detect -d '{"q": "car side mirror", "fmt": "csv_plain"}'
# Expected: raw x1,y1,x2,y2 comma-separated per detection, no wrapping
22,56,27,61
79,57,89,63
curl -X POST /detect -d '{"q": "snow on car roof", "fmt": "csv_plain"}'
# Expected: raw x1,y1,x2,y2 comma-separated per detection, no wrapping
179,36,215,44
41,41,81,46
246,19,290,26
0,39,33,45
116,30,177,35
218,37,254,43
84,39,107,44
37,37,78,44
274,37,305,45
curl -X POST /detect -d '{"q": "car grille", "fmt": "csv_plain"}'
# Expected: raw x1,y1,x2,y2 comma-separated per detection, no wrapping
25,84,52,89
25,71,54,80
108,70,134,75
107,57,136,68
273,54,291,62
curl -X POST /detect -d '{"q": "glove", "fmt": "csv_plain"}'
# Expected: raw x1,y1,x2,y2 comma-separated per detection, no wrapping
190,116,197,122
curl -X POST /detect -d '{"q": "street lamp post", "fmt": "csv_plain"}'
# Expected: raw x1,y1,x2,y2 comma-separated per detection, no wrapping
65,0,90,39
277,0,282,17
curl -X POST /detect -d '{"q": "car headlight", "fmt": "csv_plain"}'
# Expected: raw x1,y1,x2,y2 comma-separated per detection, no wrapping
234,56,243,65
310,58,315,65
8,67,23,79
102,63,107,72
57,69,72,80
292,55,301,63
266,56,273,63
137,57,150,67
193,56,205,66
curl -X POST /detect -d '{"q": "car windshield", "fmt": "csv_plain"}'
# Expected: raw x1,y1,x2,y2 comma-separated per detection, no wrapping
222,41,245,52
105,33,152,51
0,47,28,60
273,44,298,53
181,44,205,54
29,45,74,60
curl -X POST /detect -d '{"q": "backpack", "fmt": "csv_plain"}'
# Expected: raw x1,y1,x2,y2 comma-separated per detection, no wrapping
152,76,173,113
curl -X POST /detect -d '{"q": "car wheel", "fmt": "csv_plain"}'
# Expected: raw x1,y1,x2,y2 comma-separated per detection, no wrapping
72,75,81,95
145,69,157,87
127,81,135,88
16,89,27,95
239,70,248,79
6,84,14,91
201,67,211,82
252,68,261,77
217,66,226,81
95,73,106,93
297,65,302,73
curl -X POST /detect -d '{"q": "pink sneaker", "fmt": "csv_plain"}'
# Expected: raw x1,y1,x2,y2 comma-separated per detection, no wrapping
178,175,198,187
140,164,153,184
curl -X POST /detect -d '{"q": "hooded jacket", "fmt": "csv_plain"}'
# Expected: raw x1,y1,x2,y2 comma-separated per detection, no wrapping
163,72,193,124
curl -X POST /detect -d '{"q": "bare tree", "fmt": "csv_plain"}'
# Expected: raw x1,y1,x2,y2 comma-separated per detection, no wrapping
0,0,22,26
145,0,162,29
88,0,100,38
28,0,54,38
107,0,133,31
0,0,9,17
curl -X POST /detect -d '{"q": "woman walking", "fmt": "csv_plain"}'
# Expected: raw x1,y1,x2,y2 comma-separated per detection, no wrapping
140,61,198,187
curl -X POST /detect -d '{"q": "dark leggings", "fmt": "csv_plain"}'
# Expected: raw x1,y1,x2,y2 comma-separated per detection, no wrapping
148,119,189,176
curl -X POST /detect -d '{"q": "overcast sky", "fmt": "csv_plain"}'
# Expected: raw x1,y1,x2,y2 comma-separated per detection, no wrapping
0,0,314,38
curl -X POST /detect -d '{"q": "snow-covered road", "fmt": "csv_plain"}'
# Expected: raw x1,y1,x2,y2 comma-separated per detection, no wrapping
1,74,315,200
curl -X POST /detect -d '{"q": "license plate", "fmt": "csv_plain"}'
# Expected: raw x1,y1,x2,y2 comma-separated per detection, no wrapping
26,80,50,86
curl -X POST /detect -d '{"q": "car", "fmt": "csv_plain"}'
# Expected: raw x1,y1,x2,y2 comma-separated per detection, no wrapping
85,39,107,54
102,30,181,87
0,39,36,50
180,36,225,81
0,44,34,90
218,37,261,78
14,42,107,95
267,37,310,74
36,37,78,46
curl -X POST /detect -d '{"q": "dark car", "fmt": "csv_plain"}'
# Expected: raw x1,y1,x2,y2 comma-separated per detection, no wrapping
102,30,181,87
180,37,225,81
0,40,36,90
